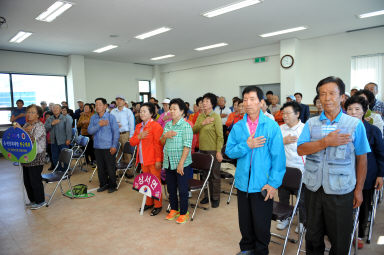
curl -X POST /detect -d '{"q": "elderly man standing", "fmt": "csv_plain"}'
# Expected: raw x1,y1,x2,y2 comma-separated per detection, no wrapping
226,86,286,255
111,95,135,164
297,76,370,254
88,98,120,193
214,96,232,143
45,104,72,171
364,82,384,119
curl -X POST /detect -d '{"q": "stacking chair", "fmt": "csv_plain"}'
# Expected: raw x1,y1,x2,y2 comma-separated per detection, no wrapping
70,135,89,174
89,142,121,183
219,144,237,204
41,148,74,207
270,167,302,255
115,143,137,189
367,189,380,244
189,152,214,221
69,127,78,147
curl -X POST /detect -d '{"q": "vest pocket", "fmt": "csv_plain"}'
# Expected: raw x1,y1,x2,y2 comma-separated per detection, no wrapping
303,159,320,188
328,164,352,192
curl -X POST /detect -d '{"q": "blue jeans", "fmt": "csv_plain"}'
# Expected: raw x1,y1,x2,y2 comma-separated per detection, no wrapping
166,165,191,215
51,143,69,171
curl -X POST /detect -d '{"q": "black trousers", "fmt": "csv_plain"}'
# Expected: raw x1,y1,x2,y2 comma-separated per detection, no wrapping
94,149,116,188
23,165,45,204
278,184,306,224
237,189,273,254
85,135,95,164
304,185,353,255
358,189,374,238
200,150,221,201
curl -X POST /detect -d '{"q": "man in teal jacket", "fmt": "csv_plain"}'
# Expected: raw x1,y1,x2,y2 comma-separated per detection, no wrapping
226,86,286,255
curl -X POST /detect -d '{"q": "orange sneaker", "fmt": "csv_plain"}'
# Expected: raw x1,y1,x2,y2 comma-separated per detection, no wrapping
176,212,190,224
165,210,180,221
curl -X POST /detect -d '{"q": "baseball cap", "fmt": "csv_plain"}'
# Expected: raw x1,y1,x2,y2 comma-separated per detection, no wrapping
115,95,126,101
162,98,170,104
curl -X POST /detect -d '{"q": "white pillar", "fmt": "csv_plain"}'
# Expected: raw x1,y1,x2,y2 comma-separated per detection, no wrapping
280,38,301,102
67,55,86,109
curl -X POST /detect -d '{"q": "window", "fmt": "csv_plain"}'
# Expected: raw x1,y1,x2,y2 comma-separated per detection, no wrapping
0,73,67,126
351,54,383,95
138,80,151,103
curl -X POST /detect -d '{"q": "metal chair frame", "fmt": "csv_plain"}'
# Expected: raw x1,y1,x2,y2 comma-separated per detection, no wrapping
116,143,137,189
70,135,89,175
42,148,74,207
189,152,214,221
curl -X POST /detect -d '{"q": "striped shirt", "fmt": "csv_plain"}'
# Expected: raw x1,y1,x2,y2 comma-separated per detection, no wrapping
162,118,193,170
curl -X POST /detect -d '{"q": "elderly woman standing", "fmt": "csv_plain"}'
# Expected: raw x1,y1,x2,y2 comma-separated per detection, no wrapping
345,96,384,249
161,98,193,223
14,104,46,210
130,103,164,216
193,92,224,208
77,103,95,166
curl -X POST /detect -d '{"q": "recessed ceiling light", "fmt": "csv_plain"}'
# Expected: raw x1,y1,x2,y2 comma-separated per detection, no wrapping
135,27,172,40
151,54,175,61
202,0,262,18
358,10,384,19
194,43,228,51
93,45,118,53
36,1,73,22
9,31,33,43
260,26,307,38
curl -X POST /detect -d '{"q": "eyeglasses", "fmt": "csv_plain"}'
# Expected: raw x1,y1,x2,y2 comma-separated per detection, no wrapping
26,111,37,114
282,111,295,116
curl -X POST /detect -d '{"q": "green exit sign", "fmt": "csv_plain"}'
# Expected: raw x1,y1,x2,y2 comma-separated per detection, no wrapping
255,57,266,63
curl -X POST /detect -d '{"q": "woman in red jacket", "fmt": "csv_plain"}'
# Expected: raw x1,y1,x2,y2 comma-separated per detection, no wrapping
130,103,164,216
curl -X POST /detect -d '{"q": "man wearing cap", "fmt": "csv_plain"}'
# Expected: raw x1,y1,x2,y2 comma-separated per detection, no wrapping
111,95,135,164
157,98,171,128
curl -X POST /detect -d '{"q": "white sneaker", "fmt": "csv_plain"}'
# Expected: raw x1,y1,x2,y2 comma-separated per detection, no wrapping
30,202,47,210
295,223,304,234
276,218,290,230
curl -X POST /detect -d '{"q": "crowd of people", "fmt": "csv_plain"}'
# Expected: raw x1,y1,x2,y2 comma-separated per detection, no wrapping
10,78,384,254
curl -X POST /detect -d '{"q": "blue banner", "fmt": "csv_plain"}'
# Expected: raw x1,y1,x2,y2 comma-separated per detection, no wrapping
0,127,36,163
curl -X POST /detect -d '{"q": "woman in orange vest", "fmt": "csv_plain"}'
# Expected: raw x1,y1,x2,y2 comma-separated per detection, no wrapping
130,103,164,216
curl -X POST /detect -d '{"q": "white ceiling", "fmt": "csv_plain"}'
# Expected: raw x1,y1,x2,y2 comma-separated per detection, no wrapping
0,0,383,65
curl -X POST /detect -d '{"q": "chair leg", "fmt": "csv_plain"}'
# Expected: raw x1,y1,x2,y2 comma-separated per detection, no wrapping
67,178,74,199
46,180,63,206
367,190,379,244
227,178,235,204
296,227,306,255
191,188,205,221
348,207,360,255
207,186,211,208
89,166,97,182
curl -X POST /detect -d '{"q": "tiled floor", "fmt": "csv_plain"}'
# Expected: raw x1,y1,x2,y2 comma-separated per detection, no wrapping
0,159,383,255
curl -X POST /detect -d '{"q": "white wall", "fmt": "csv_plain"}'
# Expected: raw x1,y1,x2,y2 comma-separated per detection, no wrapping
160,27,384,105
161,44,281,104
298,27,384,102
0,50,67,75
84,58,153,104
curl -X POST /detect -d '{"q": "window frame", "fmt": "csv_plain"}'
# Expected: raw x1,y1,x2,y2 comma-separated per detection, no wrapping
0,72,68,127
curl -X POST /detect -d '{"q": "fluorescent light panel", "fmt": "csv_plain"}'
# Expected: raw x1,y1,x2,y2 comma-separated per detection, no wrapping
9,31,33,43
260,26,307,38
151,54,175,61
358,10,384,19
36,1,73,22
135,27,172,40
195,43,228,51
93,45,118,53
202,0,262,18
